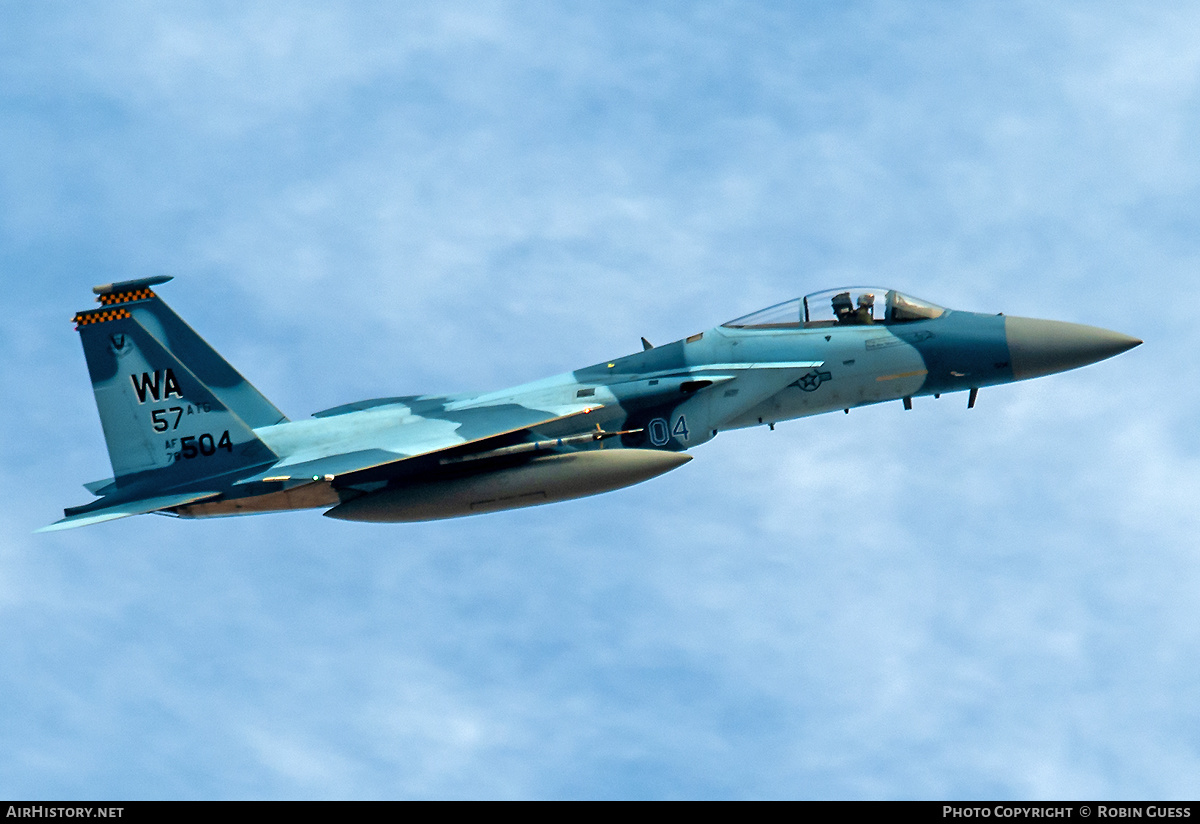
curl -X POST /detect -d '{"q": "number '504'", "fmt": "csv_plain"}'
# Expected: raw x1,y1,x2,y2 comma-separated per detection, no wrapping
177,431,233,459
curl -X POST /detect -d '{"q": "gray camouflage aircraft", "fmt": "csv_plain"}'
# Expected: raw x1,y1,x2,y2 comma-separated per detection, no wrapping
42,277,1140,531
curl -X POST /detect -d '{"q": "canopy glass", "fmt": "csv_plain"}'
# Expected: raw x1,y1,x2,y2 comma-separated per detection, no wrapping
723,288,946,329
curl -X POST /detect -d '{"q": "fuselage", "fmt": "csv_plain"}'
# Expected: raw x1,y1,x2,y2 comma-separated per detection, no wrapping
253,304,1135,466
50,280,1139,529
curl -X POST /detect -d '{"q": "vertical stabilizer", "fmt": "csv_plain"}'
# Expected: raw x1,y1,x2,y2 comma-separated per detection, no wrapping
73,278,278,488
92,277,288,427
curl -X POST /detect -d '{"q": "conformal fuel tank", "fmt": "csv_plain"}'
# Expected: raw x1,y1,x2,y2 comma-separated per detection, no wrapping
324,448,692,522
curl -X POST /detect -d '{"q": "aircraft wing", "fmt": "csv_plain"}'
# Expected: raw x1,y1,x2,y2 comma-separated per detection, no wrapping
40,404,607,532
239,402,610,488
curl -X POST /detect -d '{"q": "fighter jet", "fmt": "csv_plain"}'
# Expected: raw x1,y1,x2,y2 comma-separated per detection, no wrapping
40,278,1140,531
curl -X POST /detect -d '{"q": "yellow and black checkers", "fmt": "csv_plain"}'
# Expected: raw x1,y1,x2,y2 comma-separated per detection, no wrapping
73,287,158,326
97,288,157,306
73,307,131,327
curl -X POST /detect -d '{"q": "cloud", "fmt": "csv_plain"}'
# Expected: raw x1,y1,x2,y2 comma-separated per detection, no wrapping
1,1,1195,800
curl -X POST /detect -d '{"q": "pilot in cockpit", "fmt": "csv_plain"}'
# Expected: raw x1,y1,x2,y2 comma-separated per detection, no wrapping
832,291,877,325
832,291,855,324
854,292,876,324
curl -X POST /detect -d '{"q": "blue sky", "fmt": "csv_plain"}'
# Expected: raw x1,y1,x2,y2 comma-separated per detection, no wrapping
2,1,1197,799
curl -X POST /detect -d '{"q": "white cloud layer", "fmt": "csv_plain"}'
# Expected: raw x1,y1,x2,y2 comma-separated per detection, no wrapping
1,1,1195,799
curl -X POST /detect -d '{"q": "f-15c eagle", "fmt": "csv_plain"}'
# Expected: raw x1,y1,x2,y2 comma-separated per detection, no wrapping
41,277,1140,531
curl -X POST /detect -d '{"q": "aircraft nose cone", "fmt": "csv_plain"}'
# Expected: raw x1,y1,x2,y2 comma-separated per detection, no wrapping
1005,316,1141,380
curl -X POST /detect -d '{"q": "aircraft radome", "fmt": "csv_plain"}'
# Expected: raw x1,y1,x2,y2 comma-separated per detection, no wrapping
41,278,1141,531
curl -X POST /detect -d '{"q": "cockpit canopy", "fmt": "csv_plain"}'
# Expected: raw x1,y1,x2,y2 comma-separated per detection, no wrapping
723,288,946,329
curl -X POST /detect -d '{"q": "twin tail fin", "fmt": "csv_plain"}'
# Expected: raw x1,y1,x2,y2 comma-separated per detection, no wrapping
43,277,285,530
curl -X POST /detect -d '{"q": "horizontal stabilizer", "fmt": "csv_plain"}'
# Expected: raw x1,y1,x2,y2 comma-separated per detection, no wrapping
37,491,221,532
82,477,116,495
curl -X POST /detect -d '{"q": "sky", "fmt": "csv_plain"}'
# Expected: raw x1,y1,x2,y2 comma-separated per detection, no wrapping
1,1,1198,800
